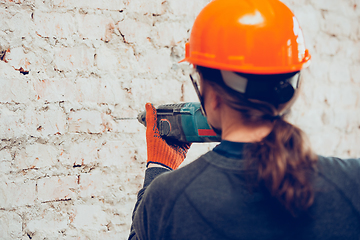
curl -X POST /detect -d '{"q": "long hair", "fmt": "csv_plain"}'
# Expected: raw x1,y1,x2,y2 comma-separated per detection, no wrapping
197,66,318,216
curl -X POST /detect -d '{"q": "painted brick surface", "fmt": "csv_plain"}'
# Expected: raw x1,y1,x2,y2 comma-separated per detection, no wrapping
0,211,22,239
14,143,59,169
0,180,36,208
0,0,359,239
37,175,78,202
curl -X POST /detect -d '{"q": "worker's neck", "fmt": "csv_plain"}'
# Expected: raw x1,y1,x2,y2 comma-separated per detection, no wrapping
219,108,273,143
221,124,272,143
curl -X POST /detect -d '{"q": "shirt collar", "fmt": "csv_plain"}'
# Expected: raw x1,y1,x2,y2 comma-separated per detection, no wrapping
213,140,246,159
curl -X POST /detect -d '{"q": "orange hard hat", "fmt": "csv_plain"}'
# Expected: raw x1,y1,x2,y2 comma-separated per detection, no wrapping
181,0,311,74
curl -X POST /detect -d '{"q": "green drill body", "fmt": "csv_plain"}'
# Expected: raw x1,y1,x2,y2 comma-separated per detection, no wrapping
138,102,221,143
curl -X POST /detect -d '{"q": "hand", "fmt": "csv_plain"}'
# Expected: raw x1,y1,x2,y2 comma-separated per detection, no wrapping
145,103,191,170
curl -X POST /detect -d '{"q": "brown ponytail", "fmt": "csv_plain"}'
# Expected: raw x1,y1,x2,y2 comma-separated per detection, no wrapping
246,118,317,215
197,66,318,215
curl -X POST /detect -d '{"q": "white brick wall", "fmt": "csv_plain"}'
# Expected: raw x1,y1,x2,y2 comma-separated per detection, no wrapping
0,0,359,239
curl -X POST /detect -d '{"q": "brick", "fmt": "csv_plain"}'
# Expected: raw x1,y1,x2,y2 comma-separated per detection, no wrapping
349,41,360,62
292,5,321,37
0,77,35,103
336,39,360,62
126,77,183,109
337,132,359,158
0,149,12,174
53,0,125,10
3,47,31,72
344,108,360,132
113,119,143,134
296,107,324,131
295,84,313,108
75,77,128,104
153,21,188,47
60,140,100,166
124,78,148,110
125,0,164,14
310,0,357,17
0,180,36,208
321,11,353,37
72,205,107,231
116,18,152,44
24,105,67,136
78,14,115,42
138,48,172,75
357,17,360,40
15,143,59,170
354,128,360,157
338,84,359,108
309,127,341,156
37,175,78,202
100,231,128,240
94,44,137,72
74,78,100,103
34,11,76,39
79,171,109,198
328,61,351,83
0,106,25,139
306,56,330,86
167,0,210,16
1,9,33,38
68,110,104,133
33,78,76,102
0,0,25,3
98,140,139,167
350,64,360,84
0,61,16,79
319,83,350,107
0,211,22,239
316,32,340,56
54,46,95,72
154,78,183,103
79,172,101,198
111,101,142,118
26,208,68,237
329,108,349,130
309,0,338,11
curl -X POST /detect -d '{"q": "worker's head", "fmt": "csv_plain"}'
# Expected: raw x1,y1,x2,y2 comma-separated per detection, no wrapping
181,0,310,126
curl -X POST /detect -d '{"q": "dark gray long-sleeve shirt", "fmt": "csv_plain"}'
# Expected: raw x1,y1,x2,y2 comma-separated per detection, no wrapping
129,141,360,240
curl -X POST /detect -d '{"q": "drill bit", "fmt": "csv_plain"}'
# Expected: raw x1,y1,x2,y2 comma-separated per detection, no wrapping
113,117,137,120
113,111,146,125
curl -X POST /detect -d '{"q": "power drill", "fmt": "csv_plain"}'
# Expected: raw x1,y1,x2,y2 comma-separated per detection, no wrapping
137,102,221,143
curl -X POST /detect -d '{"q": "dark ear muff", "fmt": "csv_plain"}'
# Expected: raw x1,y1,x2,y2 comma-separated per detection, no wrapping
274,81,295,104
239,72,300,107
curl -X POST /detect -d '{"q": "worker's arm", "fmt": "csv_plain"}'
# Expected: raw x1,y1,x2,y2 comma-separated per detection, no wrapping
128,166,169,240
128,103,191,240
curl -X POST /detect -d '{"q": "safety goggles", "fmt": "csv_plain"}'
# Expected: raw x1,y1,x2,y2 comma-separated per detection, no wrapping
189,69,206,116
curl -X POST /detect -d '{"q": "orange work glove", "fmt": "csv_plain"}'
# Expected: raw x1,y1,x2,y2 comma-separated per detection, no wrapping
145,103,191,170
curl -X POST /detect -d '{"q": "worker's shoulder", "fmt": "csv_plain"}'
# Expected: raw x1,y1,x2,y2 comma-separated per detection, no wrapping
148,152,212,193
317,155,360,178
316,155,360,211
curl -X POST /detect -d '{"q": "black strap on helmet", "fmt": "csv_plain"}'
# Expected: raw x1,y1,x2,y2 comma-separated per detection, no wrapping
221,70,300,107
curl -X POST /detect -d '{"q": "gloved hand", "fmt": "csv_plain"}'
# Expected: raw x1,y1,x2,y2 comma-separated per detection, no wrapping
145,103,191,170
